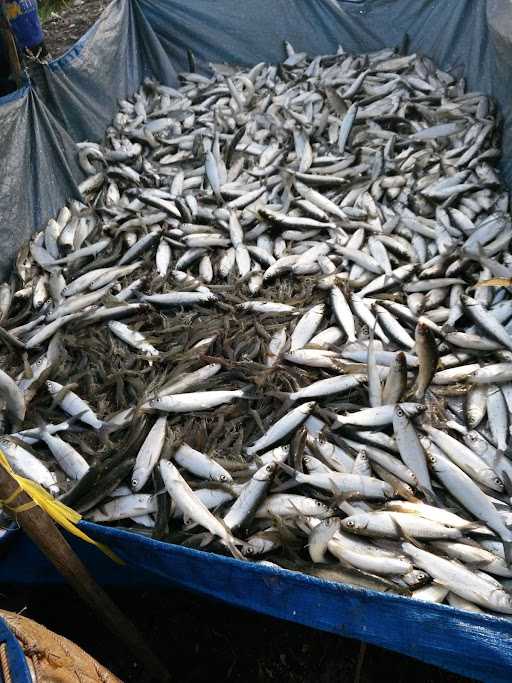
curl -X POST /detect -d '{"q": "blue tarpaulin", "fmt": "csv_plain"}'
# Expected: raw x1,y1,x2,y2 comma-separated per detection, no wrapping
1,1,512,680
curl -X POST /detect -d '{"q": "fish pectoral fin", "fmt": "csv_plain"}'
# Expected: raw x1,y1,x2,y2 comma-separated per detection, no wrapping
390,516,426,550
198,532,215,548
420,485,442,508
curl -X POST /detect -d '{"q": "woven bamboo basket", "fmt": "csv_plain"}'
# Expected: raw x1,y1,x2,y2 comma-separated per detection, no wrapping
0,609,121,682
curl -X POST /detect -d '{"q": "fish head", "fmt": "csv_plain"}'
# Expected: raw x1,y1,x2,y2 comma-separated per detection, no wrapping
303,456,317,472
460,294,477,307
254,462,278,481
395,403,425,421
242,539,265,557
480,468,505,493
465,408,484,430
131,468,145,492
215,471,234,484
33,356,47,371
425,449,443,474
313,500,331,517
407,569,430,587
492,591,512,614
341,515,368,533
393,404,409,426
461,430,486,453
242,543,256,557
356,449,369,464
382,482,396,498
0,437,12,450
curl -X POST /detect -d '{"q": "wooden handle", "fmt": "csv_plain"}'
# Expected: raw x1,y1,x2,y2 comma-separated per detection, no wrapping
0,466,171,682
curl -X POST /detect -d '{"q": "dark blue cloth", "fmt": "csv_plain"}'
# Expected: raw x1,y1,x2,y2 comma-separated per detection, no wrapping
4,1,43,49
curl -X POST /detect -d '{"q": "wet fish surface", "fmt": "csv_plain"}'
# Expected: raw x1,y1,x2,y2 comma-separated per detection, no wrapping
2,44,512,616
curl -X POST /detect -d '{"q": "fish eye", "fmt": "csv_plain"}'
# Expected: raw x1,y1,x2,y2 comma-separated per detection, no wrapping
245,546,254,556
220,474,228,482
495,477,503,486
315,501,323,507
345,520,355,528
265,464,273,472
131,479,138,488
396,408,404,417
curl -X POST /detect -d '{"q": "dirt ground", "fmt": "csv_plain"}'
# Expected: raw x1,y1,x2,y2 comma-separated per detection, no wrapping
5,5,476,682
42,0,107,58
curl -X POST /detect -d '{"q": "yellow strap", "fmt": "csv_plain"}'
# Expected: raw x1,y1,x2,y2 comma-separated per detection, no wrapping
0,487,24,507
0,448,123,565
0,484,38,512
9,501,39,514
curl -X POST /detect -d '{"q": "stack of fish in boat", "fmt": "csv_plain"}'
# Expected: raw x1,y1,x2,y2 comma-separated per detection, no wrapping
1,44,512,615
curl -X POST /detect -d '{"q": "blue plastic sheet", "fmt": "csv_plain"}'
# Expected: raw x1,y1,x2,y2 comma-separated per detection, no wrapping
1,1,512,680
2,521,512,682
0,612,32,683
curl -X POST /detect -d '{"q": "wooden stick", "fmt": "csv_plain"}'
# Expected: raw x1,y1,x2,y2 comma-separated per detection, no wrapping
0,466,171,682
0,26,21,89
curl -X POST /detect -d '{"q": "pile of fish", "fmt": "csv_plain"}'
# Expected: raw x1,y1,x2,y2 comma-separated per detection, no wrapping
2,44,512,616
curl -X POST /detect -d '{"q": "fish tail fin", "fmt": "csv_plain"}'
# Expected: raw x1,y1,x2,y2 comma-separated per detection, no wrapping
226,541,245,560
421,485,442,507
272,479,300,493
34,414,48,433
277,462,298,479
199,533,214,548
97,421,118,443
240,384,259,400
503,446,512,460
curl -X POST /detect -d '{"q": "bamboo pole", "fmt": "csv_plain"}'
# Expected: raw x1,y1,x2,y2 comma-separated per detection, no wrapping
0,466,171,682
